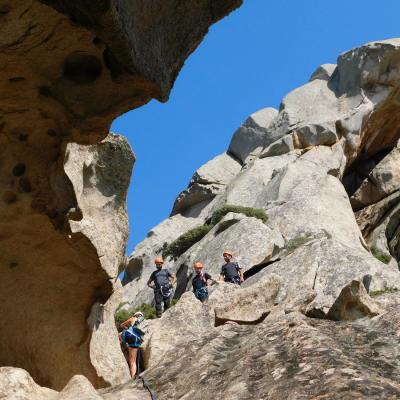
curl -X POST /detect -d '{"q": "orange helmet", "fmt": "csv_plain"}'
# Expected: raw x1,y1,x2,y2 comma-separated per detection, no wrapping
154,256,164,265
193,261,203,269
223,250,233,257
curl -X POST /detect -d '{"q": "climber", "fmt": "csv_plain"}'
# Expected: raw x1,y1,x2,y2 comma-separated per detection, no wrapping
119,311,145,377
192,261,216,304
219,250,244,285
147,256,177,318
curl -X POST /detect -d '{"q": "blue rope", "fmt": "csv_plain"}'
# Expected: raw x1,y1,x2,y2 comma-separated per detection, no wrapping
137,350,158,400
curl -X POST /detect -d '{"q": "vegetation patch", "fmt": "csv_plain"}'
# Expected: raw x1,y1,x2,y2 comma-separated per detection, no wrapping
162,225,212,259
115,303,157,331
163,205,268,260
209,205,268,226
370,287,399,297
371,246,392,264
285,235,314,253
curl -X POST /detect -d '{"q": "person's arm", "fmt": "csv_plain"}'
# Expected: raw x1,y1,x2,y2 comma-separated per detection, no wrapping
170,273,177,285
219,266,225,282
120,316,136,330
147,272,155,288
238,265,244,283
206,273,217,285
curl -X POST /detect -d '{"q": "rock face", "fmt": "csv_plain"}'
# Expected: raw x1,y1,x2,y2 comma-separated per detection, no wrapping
0,0,243,391
122,39,400,399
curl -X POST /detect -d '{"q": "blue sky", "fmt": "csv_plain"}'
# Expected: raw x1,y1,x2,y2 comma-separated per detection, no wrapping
111,0,400,254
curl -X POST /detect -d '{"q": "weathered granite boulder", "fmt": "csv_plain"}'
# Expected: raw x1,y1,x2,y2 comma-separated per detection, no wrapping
326,280,384,321
309,63,337,81
228,107,279,163
0,367,149,400
0,0,243,390
351,145,400,210
171,152,241,215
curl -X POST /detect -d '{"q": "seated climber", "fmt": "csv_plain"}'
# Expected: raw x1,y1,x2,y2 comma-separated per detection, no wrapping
192,261,216,303
219,250,244,285
119,311,146,377
147,256,177,318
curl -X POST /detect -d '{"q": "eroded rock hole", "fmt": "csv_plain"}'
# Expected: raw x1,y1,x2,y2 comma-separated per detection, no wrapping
12,163,26,176
18,133,29,141
64,53,102,84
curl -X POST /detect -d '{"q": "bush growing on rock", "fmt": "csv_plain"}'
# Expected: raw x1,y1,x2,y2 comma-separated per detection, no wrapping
371,246,392,264
163,205,268,259
162,225,212,259
115,303,156,331
285,235,314,253
210,204,268,225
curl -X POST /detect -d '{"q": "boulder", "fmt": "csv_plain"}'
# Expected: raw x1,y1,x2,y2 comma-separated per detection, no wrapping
171,153,241,215
214,276,281,325
228,108,278,163
309,63,337,81
326,280,385,321
0,367,149,399
242,238,400,318
224,153,299,208
351,146,400,209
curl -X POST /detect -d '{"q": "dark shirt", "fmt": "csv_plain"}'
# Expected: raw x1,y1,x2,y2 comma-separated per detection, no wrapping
192,272,212,291
220,262,241,282
148,269,172,288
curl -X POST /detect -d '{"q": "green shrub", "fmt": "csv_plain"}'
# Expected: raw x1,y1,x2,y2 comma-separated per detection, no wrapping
163,225,212,259
210,205,268,226
114,308,132,332
370,287,398,297
114,302,157,331
285,235,314,253
371,246,392,264
171,298,179,306
162,205,268,260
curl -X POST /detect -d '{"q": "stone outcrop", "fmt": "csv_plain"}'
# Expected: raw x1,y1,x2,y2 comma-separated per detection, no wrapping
0,367,149,400
0,0,243,391
121,39,400,399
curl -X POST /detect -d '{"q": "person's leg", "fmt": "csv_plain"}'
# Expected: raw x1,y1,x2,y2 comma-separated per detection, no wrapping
163,294,171,311
154,290,163,317
128,347,138,377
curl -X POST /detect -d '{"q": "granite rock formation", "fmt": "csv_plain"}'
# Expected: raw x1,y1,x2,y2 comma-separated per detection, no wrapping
121,39,400,399
0,0,242,391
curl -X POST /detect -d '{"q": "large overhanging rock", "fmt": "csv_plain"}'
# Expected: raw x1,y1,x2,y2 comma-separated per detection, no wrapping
0,0,243,390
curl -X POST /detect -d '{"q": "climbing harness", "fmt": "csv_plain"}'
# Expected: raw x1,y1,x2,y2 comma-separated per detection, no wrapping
195,286,209,301
159,284,172,298
136,350,158,400
121,325,143,348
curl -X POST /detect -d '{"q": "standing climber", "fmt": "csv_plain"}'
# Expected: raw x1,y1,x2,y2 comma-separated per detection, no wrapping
119,311,146,377
192,261,216,304
219,250,244,284
147,256,176,318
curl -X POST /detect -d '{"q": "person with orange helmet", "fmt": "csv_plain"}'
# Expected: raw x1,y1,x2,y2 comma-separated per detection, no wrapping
219,250,244,285
192,261,216,303
147,256,177,317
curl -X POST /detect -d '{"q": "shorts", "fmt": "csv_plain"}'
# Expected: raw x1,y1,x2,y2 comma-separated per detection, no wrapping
121,329,142,348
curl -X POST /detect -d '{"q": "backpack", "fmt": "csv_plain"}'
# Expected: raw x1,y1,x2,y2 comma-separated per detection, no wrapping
134,315,149,336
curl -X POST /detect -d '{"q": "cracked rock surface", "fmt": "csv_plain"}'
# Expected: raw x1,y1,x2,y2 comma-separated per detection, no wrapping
122,39,400,399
